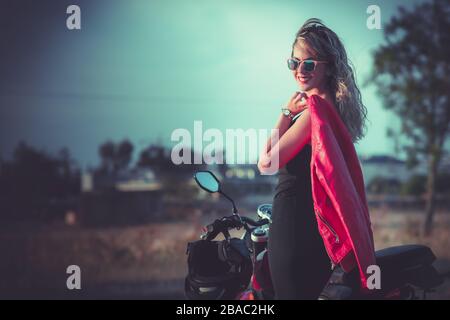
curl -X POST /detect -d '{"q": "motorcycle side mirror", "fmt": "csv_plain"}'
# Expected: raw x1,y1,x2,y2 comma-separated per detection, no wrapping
193,170,239,215
194,171,220,193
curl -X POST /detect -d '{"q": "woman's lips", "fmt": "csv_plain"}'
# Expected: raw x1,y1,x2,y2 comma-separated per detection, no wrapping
298,76,311,84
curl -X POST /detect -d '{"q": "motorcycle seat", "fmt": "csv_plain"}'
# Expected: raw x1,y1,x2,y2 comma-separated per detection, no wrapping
320,245,441,299
375,244,436,272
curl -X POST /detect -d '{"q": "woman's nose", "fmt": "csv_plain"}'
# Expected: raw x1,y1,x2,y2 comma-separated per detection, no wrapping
296,65,308,75
300,65,312,75
298,69,310,77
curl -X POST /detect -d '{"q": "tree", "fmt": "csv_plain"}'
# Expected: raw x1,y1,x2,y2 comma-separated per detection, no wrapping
98,139,134,174
116,140,133,171
137,144,169,171
0,141,80,221
137,143,205,177
367,0,450,235
99,141,115,174
401,174,427,197
367,176,401,195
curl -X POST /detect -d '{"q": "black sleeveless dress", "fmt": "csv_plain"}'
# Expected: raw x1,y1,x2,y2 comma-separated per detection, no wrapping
267,117,332,299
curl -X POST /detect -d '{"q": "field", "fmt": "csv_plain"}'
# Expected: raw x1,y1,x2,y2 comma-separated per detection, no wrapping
0,207,449,299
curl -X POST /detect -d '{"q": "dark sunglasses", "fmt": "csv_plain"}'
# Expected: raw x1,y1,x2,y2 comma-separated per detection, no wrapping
287,57,327,72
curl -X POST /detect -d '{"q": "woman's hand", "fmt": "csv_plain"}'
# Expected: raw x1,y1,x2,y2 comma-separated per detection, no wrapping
287,91,309,115
257,152,271,174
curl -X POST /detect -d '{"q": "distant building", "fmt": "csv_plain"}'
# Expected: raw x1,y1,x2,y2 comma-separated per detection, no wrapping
202,153,448,193
81,167,162,192
220,164,277,196
360,152,450,188
360,154,427,186
80,168,164,227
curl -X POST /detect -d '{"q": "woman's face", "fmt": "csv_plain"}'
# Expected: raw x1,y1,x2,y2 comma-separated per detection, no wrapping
292,41,328,93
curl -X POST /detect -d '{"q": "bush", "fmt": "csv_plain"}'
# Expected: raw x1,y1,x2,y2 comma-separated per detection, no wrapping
400,174,426,196
367,176,401,194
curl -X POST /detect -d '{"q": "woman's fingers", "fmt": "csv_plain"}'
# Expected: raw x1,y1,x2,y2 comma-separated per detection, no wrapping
290,91,301,100
294,92,307,103
258,155,271,173
289,92,309,113
292,94,305,106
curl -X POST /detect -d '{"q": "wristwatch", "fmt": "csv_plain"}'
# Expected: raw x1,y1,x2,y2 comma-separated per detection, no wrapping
281,107,295,120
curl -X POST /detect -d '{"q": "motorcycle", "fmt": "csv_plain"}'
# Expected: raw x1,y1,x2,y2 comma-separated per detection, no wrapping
185,170,444,300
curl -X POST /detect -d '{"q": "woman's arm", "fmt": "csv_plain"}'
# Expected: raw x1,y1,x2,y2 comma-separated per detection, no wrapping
258,92,308,171
258,108,311,174
260,112,291,157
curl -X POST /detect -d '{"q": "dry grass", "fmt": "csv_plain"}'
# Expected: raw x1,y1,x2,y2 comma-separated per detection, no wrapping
371,207,450,260
0,222,199,294
0,207,449,299
371,207,450,299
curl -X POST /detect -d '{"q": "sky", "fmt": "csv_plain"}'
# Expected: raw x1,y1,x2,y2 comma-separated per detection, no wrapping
0,0,428,169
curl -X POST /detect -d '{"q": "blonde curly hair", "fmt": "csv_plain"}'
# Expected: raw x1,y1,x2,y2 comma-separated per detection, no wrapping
292,18,368,143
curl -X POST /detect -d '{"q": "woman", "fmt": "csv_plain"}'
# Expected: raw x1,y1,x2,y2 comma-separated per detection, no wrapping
258,18,369,299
